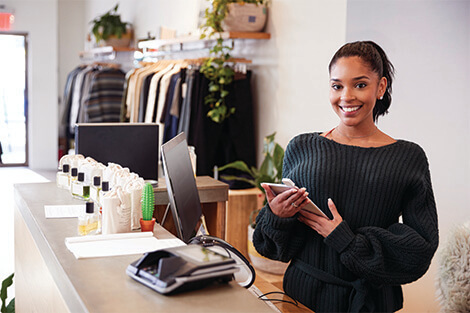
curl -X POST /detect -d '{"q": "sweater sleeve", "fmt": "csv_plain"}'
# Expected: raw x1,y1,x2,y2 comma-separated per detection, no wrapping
252,137,308,262
252,204,307,262
324,148,439,286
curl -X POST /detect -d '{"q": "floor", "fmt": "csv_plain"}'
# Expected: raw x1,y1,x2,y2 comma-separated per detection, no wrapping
254,269,312,313
0,167,51,300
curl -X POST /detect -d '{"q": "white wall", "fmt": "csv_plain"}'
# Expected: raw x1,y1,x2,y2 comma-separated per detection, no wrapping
57,0,346,153
6,0,59,169
346,1,470,312
58,0,85,113
250,0,347,149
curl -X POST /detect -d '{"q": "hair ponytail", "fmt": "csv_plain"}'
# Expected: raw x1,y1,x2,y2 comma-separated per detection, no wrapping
329,41,395,122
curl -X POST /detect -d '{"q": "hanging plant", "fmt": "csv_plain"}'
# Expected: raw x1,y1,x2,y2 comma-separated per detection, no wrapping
199,0,267,123
199,40,235,123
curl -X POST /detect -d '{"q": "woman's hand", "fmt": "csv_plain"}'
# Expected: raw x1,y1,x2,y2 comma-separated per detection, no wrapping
298,198,343,237
262,183,310,218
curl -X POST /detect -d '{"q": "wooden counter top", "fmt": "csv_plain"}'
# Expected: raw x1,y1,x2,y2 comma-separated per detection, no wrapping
14,182,273,313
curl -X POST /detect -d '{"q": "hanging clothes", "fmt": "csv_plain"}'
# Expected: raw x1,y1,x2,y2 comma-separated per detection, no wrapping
61,64,126,137
60,65,86,139
187,70,256,189
162,69,185,144
85,67,126,122
117,59,256,188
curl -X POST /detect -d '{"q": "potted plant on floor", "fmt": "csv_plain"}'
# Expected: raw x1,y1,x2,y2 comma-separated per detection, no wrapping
218,132,288,274
91,4,133,48
199,0,269,123
140,183,156,232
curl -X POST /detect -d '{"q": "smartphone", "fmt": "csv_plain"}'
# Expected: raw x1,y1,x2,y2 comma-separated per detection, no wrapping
262,179,328,218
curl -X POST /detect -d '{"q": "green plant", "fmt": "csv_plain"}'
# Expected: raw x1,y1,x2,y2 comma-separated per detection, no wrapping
218,132,284,227
1,273,14,313
141,183,155,221
199,0,267,123
91,4,129,43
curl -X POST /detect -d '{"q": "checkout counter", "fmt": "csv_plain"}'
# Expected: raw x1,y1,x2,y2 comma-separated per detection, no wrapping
14,178,311,312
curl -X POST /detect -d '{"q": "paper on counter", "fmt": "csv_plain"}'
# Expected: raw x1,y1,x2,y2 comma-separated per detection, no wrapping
45,204,84,218
65,232,186,259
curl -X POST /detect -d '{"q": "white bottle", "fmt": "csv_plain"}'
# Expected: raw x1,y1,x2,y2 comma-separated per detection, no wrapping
90,176,102,204
98,181,110,215
56,164,71,190
188,146,197,176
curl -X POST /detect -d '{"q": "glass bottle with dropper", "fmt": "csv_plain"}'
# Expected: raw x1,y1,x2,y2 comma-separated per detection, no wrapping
56,164,70,189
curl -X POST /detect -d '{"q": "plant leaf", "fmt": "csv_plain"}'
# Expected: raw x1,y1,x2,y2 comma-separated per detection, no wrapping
219,175,256,187
218,160,253,176
5,298,14,313
273,143,284,173
1,273,14,313
259,154,274,178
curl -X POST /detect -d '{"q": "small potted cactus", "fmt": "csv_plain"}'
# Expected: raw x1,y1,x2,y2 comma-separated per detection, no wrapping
140,183,156,232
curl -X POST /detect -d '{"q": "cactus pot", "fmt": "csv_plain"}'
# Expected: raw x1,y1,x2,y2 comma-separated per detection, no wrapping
140,218,156,232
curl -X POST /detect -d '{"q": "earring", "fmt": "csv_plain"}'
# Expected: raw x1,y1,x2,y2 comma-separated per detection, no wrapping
379,95,384,100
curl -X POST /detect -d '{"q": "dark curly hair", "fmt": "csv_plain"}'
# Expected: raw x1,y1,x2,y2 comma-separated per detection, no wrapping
329,41,395,122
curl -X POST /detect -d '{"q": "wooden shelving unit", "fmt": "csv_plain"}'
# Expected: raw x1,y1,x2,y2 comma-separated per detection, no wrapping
79,46,139,59
138,32,270,56
138,32,270,50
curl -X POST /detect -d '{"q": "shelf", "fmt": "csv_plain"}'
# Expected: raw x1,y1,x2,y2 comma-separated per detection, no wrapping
138,32,271,51
79,46,140,59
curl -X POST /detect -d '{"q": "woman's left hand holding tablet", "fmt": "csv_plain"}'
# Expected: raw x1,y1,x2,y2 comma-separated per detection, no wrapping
261,183,310,218
298,198,343,238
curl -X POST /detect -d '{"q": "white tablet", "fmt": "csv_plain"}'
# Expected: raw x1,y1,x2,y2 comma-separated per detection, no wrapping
262,181,328,218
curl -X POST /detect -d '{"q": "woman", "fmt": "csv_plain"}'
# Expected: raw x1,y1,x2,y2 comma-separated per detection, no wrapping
253,41,439,312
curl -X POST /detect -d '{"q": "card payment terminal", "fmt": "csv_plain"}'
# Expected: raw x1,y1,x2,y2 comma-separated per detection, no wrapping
126,244,238,294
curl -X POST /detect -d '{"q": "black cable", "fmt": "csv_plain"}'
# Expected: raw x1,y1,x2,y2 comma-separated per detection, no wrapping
258,291,299,306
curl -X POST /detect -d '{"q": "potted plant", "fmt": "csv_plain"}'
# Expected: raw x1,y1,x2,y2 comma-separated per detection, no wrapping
140,183,156,232
91,4,132,47
199,0,268,123
218,132,288,274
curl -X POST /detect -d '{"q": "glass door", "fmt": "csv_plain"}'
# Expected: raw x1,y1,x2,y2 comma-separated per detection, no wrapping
0,32,28,166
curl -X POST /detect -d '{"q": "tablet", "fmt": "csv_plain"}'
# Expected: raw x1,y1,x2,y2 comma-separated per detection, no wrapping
262,182,328,218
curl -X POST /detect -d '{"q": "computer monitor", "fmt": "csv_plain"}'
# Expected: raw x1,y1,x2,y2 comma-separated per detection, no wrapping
75,123,159,180
161,132,202,243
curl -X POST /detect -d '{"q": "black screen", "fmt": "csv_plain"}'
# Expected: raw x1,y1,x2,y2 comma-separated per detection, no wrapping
161,133,202,243
75,123,159,180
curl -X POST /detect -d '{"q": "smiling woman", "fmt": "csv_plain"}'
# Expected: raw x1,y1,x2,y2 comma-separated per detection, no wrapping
253,41,439,313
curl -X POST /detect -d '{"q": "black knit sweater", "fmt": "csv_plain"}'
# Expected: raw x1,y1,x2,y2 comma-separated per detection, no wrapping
253,133,439,313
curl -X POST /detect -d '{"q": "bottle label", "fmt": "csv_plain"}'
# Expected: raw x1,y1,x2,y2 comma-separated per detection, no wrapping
90,187,98,202
58,175,69,188
72,183,83,196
